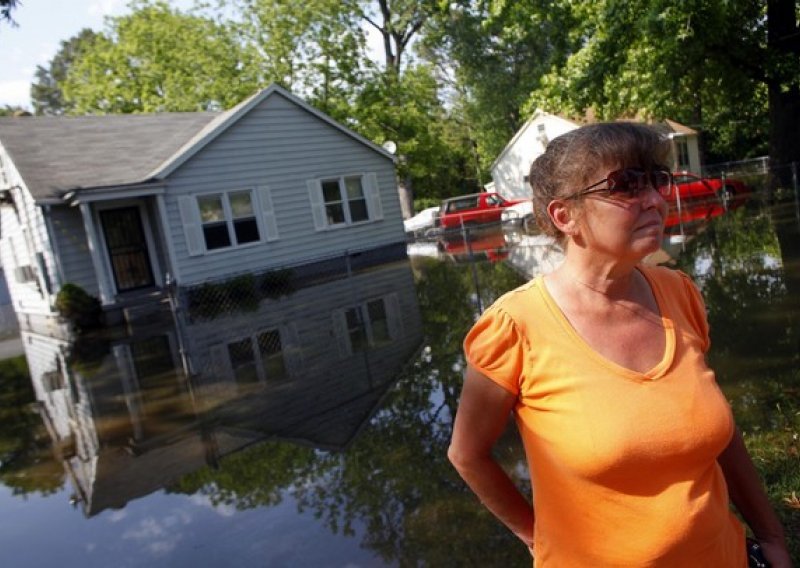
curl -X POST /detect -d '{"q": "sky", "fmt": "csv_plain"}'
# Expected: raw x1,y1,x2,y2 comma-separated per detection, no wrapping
0,1,385,112
1,0,198,110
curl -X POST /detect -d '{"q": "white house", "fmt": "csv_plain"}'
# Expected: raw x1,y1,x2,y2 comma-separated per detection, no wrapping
0,85,406,326
0,267,18,337
489,109,702,201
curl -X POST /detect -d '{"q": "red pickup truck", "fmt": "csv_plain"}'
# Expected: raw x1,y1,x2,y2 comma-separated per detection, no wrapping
438,192,523,230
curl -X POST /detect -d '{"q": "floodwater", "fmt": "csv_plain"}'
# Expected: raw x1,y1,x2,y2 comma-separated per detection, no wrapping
1,199,798,567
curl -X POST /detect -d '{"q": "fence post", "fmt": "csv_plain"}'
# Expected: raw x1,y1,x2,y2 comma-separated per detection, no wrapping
792,162,800,230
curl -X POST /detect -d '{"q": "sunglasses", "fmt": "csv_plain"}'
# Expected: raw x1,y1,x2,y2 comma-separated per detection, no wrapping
564,167,673,200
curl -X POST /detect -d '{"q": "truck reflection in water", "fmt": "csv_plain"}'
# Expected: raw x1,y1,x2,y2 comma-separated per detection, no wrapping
22,259,423,518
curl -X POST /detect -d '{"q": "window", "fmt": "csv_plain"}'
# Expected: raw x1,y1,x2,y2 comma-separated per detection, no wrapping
675,138,690,170
229,191,260,244
446,196,478,213
321,175,368,225
342,299,390,353
366,299,390,345
308,173,382,230
333,294,400,358
224,328,288,386
257,329,286,381
180,187,277,256
228,338,260,384
197,191,259,251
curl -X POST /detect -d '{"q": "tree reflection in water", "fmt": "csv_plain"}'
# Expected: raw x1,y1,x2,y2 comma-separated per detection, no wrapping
3,205,797,564
172,258,533,566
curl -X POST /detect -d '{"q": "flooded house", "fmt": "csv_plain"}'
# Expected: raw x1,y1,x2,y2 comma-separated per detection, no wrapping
0,84,405,329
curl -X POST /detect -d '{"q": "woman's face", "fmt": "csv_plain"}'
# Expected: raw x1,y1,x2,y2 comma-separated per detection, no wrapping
570,163,669,261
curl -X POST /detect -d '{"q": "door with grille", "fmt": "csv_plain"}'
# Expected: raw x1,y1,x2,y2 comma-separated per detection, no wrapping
99,206,155,292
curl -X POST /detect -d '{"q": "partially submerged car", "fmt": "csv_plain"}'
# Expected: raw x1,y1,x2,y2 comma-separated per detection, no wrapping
438,192,524,231
671,172,749,210
665,172,750,228
501,200,534,227
403,206,440,237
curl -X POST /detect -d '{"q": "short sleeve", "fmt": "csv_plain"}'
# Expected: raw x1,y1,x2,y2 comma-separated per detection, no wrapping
677,270,711,352
463,306,525,396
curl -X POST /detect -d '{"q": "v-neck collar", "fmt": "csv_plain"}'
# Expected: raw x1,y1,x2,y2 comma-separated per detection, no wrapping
535,265,676,382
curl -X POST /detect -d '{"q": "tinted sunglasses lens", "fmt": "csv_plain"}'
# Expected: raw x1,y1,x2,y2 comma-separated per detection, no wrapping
652,170,672,196
607,169,646,196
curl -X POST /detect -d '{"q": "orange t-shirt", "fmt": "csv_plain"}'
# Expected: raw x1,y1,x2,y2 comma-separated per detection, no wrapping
464,265,746,567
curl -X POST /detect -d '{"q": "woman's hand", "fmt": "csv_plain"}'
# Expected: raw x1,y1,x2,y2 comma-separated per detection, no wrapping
718,430,791,567
759,540,793,568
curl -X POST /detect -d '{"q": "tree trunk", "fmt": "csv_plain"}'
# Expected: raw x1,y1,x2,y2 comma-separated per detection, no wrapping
397,177,414,220
767,0,800,295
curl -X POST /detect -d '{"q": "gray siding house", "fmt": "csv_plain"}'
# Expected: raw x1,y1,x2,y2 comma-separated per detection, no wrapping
20,259,422,516
0,85,404,323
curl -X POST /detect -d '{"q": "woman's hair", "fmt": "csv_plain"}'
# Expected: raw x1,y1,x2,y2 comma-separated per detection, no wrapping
528,121,671,240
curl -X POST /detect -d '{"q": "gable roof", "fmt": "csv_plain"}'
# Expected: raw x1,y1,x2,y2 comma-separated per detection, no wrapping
0,84,394,203
489,109,579,171
490,110,698,172
149,84,396,180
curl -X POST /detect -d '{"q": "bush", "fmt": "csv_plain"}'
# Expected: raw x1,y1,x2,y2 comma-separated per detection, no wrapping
54,283,102,332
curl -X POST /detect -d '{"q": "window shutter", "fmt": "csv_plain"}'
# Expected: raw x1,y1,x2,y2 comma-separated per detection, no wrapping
280,323,303,377
178,196,204,256
364,173,383,220
257,186,279,241
307,180,327,231
331,309,352,359
385,293,404,339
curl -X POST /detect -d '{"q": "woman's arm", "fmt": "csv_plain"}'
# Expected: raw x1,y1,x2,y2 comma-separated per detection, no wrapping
448,364,535,548
717,428,792,567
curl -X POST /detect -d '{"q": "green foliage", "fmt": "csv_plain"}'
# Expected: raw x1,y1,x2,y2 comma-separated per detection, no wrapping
0,356,65,497
188,270,296,320
215,0,366,94
63,1,257,113
54,282,102,332
525,0,787,162
0,105,29,116
347,65,479,200
743,399,800,560
259,268,294,299
422,0,588,170
31,29,100,115
413,197,441,212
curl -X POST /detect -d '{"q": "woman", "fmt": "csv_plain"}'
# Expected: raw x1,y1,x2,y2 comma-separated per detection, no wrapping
448,122,791,566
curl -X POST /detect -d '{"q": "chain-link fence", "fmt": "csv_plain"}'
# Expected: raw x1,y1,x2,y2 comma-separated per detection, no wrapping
179,242,408,322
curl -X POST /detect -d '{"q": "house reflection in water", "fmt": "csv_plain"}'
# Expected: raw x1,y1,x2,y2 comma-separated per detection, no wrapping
20,259,423,517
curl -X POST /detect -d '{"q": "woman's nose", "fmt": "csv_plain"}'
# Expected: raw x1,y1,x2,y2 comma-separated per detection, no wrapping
640,184,668,209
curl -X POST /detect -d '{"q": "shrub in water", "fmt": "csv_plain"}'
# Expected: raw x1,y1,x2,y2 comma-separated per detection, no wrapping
54,283,102,332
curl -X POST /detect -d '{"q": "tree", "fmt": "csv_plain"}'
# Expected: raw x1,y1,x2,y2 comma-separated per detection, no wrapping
0,105,30,116
421,0,587,171
31,29,100,116
524,0,800,287
346,65,477,203
211,0,367,96
361,0,435,74
62,1,257,113
1,0,19,26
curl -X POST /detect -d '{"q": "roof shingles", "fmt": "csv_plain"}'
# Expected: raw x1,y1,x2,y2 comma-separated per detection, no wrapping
0,112,218,201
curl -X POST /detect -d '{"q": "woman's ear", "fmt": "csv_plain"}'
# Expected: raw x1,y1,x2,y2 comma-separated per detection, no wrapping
547,199,579,237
